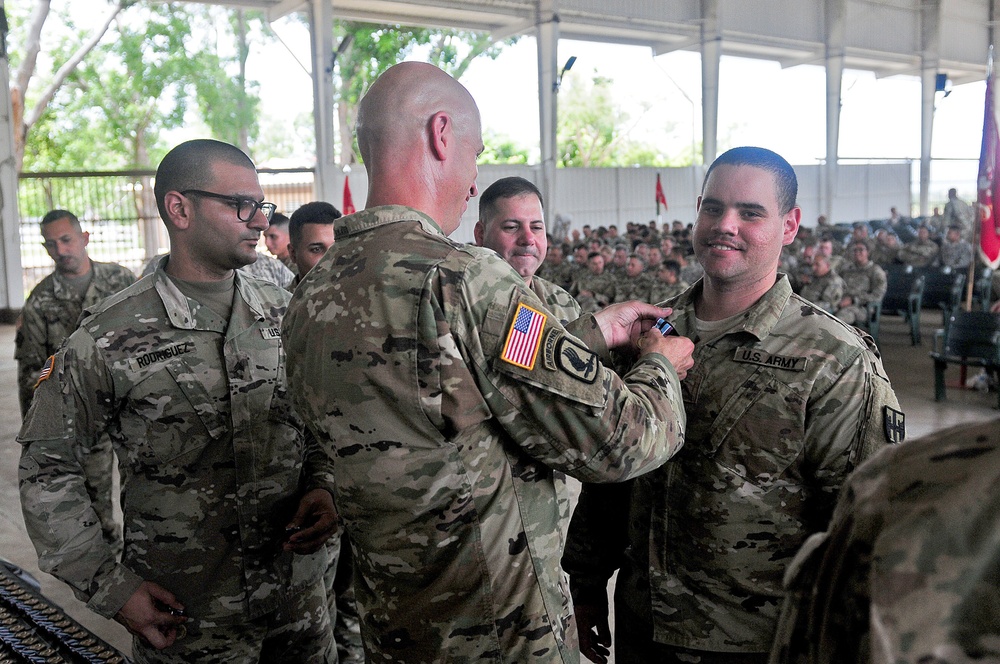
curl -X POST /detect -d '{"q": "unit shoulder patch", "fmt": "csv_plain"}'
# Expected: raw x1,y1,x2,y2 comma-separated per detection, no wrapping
556,336,599,383
884,405,906,444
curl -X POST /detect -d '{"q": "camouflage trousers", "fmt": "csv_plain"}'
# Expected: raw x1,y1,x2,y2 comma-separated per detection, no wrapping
328,532,364,663
321,532,364,663
835,304,868,326
77,436,122,558
132,580,335,664
614,599,768,664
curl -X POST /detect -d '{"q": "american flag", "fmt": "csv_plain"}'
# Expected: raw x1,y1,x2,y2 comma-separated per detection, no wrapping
501,303,546,370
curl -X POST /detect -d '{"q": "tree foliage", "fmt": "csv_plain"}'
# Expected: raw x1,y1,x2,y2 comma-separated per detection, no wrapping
556,72,680,168
10,1,269,172
330,22,517,165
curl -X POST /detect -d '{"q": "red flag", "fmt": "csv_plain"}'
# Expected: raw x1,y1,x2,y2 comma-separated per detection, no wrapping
978,52,1000,270
655,173,668,215
343,176,356,215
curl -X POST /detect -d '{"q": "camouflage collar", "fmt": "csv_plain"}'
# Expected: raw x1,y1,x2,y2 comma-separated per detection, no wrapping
153,266,266,331
335,205,444,238
673,274,792,342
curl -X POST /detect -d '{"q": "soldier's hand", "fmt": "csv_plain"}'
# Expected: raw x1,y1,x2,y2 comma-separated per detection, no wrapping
115,581,187,650
575,601,612,664
593,301,671,349
639,329,695,380
284,488,339,554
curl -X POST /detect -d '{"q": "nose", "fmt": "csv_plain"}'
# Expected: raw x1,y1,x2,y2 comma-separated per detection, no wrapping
715,208,740,235
248,208,270,231
517,226,535,246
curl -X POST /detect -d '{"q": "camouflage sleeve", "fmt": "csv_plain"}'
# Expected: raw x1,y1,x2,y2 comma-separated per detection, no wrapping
802,345,900,509
562,481,632,605
14,301,49,417
821,278,844,312
17,334,143,619
452,259,687,484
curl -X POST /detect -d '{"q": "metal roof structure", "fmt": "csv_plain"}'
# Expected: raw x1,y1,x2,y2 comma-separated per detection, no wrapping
175,0,998,221
223,0,993,84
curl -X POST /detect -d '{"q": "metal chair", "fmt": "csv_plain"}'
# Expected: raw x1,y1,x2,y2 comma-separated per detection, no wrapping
931,311,1000,409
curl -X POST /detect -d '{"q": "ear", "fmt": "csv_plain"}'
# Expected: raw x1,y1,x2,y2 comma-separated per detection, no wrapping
428,111,451,162
695,195,703,212
782,206,802,246
164,191,193,230
473,220,485,246
286,242,296,263
81,231,90,247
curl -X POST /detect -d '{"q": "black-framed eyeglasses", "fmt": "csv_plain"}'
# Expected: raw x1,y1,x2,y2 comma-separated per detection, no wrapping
181,189,277,223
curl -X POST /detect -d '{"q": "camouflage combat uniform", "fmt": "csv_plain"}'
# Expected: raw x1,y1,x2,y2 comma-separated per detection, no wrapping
283,205,688,664
798,270,846,313
531,275,583,325
939,238,974,270
564,276,902,659
836,261,887,326
18,265,335,662
770,419,1000,664
647,279,689,304
896,238,939,268
612,273,653,304
570,270,616,312
15,261,136,415
15,260,136,552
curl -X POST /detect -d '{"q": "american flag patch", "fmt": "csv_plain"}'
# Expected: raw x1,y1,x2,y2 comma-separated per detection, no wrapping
501,303,547,370
34,355,55,388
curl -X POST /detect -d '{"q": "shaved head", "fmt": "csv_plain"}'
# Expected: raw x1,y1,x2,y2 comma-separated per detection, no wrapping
357,62,483,234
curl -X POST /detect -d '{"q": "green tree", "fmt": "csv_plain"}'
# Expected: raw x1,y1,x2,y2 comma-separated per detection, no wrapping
479,129,530,165
8,0,129,171
329,22,517,165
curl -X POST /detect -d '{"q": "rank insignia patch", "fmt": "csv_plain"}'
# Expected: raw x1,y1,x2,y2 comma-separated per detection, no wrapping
884,406,906,444
501,302,547,370
556,336,599,383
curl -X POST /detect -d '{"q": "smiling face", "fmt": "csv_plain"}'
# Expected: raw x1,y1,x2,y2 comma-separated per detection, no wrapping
693,164,800,293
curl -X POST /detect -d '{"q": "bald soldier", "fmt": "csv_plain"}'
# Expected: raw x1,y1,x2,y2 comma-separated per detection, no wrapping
283,62,695,663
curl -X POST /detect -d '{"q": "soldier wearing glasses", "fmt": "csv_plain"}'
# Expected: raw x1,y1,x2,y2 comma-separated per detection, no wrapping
18,139,338,662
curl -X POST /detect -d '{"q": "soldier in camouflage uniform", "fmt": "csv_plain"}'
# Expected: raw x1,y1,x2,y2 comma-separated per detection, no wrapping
836,241,888,326
282,62,695,664
939,224,974,270
647,260,689,303
571,253,617,313
19,139,338,663
612,255,652,303
15,209,135,553
797,255,844,313
475,176,582,325
896,225,939,268
564,147,902,664
770,419,999,664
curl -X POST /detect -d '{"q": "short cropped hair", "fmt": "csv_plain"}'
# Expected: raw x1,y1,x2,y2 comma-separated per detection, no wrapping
270,212,290,229
154,139,256,222
478,177,543,225
703,146,798,214
40,209,81,231
289,201,341,247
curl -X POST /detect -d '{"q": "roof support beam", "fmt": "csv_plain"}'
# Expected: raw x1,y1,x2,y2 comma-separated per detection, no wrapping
824,0,846,223
309,0,337,203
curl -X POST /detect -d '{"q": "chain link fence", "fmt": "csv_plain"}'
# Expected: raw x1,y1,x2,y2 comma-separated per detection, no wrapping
17,169,316,296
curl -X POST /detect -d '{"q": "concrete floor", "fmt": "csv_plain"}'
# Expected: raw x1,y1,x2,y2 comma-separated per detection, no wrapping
1,313,997,659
